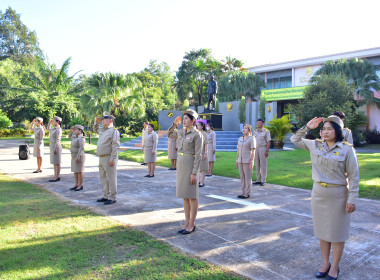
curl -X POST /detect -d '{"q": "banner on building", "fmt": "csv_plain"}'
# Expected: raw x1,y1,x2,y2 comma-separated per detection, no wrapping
261,86,306,101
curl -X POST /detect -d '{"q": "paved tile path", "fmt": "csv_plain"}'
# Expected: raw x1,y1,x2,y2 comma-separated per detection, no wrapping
1,140,379,280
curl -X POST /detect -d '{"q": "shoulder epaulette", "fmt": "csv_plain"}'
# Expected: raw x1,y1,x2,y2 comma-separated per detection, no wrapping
342,141,353,147
113,127,117,130
316,139,324,143
264,128,269,132
345,127,351,132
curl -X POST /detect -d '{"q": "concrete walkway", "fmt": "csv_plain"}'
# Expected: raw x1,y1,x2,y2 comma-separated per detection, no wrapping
0,140,379,280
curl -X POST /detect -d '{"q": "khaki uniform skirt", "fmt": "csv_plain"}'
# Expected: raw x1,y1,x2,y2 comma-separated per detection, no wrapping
168,139,177,159
200,154,208,172
71,153,85,173
176,153,199,199
50,142,62,164
311,182,350,242
144,146,157,163
33,141,44,157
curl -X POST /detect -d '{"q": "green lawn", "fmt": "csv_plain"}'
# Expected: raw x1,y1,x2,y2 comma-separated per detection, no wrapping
0,174,245,280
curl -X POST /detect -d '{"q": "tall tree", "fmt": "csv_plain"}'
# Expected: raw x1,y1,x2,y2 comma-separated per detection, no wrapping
313,58,380,108
221,56,245,72
291,74,366,136
218,71,265,102
81,73,145,133
175,49,213,105
0,57,81,122
0,7,42,62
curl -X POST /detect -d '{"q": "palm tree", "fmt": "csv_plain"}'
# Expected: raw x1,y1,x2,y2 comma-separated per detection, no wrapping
3,56,82,122
313,58,380,107
222,56,245,72
80,73,145,122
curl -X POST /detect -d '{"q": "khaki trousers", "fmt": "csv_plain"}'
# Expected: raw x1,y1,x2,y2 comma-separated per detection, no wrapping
99,155,118,200
255,147,268,183
238,163,252,196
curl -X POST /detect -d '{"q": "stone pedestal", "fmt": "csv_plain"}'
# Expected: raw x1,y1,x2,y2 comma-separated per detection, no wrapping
199,110,223,131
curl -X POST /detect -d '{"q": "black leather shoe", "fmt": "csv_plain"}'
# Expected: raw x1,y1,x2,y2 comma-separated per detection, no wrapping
49,177,60,182
168,168,173,170
205,174,212,177
144,174,150,177
33,170,41,173
241,195,250,199
182,226,196,235
141,163,147,165
70,186,78,190
74,186,83,191
177,229,186,233
97,198,108,202
326,268,339,280
260,183,265,186
253,181,261,185
199,184,204,187
237,195,244,198
104,199,116,205
148,174,154,177
316,263,331,278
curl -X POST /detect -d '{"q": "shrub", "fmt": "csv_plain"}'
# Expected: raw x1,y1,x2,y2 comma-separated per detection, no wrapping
266,115,292,142
182,99,189,110
0,128,28,137
0,115,12,129
364,128,380,144
69,117,86,127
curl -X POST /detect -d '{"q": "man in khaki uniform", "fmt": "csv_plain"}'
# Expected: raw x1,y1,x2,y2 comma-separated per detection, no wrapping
332,111,353,144
253,118,271,186
93,111,120,205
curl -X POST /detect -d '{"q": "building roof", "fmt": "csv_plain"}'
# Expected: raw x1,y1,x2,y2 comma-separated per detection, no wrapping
248,47,380,73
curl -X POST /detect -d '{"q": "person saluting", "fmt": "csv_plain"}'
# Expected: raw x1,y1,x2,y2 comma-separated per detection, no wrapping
167,109,202,235
291,116,359,280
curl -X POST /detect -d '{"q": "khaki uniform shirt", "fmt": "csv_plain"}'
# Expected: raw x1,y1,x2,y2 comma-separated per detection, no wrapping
93,123,120,161
143,131,158,151
70,135,85,160
48,126,62,151
167,124,202,174
201,131,209,155
141,127,148,145
32,126,45,149
253,128,271,147
343,128,353,145
291,126,360,204
237,135,256,163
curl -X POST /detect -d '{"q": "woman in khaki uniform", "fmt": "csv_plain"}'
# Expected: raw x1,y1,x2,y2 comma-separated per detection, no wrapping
168,136,177,170
196,121,208,187
31,117,46,173
167,109,202,235
206,123,216,176
235,124,256,199
69,125,86,191
142,124,158,177
291,116,359,280
48,116,63,182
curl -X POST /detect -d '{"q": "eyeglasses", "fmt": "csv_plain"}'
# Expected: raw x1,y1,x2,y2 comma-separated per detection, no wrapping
321,127,334,131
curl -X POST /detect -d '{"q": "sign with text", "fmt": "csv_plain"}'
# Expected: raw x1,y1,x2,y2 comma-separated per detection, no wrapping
261,86,306,101
294,65,321,86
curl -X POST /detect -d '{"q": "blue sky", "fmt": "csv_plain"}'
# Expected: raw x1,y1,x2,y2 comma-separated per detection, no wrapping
1,0,379,76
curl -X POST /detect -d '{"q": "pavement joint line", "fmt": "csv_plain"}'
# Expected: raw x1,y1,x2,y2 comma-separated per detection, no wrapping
197,226,291,280
206,194,271,210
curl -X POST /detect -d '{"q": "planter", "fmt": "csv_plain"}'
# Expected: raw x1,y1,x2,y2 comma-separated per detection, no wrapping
273,141,284,149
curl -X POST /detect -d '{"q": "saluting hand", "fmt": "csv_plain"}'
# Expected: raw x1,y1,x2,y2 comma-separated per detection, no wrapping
174,116,181,126
95,117,102,124
306,117,323,130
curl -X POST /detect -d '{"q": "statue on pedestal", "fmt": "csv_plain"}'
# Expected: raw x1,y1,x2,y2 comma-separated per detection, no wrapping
206,75,218,111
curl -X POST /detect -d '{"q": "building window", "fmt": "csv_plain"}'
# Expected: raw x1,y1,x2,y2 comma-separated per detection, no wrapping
267,76,292,89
